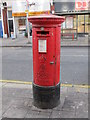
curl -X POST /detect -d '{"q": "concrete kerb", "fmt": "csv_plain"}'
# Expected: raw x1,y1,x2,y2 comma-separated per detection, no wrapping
1,35,89,47
0,45,32,47
0,45,90,47
0,80,90,89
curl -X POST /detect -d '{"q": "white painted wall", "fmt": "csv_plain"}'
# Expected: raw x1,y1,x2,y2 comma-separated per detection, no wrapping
12,0,50,14
12,1,26,14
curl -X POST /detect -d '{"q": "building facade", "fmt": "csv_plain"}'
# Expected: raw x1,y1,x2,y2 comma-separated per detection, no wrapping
0,1,14,38
0,0,50,38
54,0,90,38
0,0,90,38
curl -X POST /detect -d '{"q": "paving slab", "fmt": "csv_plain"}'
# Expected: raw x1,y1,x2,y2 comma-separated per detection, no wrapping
75,107,88,118
2,104,28,118
2,97,25,115
3,83,32,89
2,86,32,99
53,96,65,111
0,83,2,120
49,110,61,118
31,105,52,113
1,82,88,118
25,110,40,118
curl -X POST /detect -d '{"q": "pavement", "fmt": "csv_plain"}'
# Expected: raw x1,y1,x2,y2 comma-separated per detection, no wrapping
0,81,89,119
0,35,89,47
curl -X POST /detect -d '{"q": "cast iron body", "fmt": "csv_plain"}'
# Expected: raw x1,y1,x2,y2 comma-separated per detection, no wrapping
28,14,64,109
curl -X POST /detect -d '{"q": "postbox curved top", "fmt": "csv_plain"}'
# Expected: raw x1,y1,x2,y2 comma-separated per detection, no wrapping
28,14,65,25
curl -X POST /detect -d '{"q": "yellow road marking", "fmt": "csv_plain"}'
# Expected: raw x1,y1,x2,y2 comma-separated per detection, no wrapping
61,84,90,88
0,80,32,85
0,80,90,89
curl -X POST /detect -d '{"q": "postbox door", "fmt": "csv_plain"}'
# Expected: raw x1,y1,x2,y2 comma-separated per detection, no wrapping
33,28,56,86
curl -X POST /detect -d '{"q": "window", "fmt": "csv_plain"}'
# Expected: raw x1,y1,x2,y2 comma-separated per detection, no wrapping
73,15,77,29
66,16,73,29
19,19,26,26
18,18,26,31
85,15,90,33
78,15,84,33
8,11,12,18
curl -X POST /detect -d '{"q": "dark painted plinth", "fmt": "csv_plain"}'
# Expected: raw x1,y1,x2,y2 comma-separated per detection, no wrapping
33,83,60,109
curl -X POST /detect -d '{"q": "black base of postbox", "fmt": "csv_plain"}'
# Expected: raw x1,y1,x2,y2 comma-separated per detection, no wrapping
33,83,60,109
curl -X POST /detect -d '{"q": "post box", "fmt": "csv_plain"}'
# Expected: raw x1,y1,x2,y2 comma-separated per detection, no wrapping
28,14,64,109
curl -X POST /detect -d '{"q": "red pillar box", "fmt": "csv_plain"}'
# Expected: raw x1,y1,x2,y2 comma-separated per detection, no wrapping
28,14,64,109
